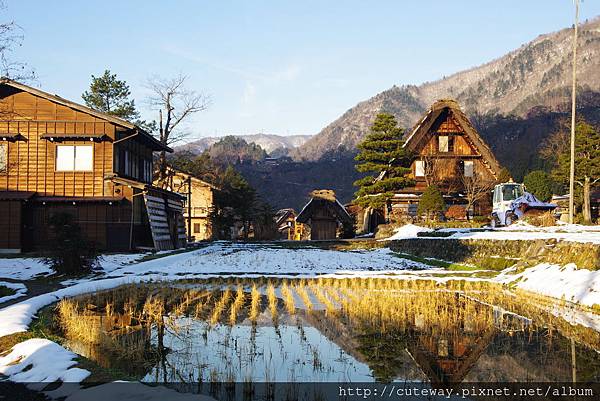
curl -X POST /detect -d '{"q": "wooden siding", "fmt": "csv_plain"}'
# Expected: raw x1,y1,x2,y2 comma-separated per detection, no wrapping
0,88,120,197
0,200,22,251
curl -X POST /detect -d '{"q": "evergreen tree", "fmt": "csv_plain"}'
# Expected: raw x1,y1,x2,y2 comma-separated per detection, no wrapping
523,170,554,202
353,113,414,209
497,167,512,183
214,166,257,239
82,70,139,120
417,185,445,221
552,121,600,224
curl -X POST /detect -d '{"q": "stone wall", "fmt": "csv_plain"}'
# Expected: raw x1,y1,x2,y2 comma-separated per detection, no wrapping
389,238,600,270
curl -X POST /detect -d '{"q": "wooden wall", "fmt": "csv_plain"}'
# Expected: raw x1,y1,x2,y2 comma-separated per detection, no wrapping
0,200,22,251
0,87,119,197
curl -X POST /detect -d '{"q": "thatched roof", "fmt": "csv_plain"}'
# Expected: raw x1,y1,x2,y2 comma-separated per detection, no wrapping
296,190,353,225
403,99,503,178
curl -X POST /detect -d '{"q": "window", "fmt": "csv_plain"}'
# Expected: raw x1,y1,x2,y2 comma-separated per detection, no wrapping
56,145,93,171
0,143,6,173
464,160,474,177
415,160,425,177
194,223,201,233
438,136,448,152
438,135,454,153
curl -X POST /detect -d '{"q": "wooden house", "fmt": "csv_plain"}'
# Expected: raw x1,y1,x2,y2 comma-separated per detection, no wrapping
0,78,186,253
296,190,353,240
274,208,305,240
389,99,503,220
158,166,217,241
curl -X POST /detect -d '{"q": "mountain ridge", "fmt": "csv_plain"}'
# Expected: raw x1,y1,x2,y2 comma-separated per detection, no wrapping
292,17,600,161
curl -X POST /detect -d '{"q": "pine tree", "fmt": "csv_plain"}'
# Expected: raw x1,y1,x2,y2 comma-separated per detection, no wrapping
552,121,600,223
353,113,414,209
82,70,139,120
523,170,554,202
417,185,445,221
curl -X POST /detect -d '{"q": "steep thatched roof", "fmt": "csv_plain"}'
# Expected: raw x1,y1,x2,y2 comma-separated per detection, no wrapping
296,190,353,225
403,99,503,178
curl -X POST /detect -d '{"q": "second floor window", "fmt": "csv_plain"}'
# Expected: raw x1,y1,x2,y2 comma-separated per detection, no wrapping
438,135,454,153
56,145,93,172
0,143,6,173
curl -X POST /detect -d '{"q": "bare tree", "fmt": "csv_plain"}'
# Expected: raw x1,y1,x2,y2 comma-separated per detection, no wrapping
421,151,441,187
0,2,35,82
461,172,495,218
146,74,210,182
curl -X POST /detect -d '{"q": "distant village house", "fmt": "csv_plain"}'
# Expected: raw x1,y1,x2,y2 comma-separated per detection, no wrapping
158,166,217,241
296,190,353,240
0,78,186,253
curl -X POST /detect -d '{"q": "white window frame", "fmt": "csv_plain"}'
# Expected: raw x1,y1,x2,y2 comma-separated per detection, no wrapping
55,145,94,172
438,135,449,153
464,160,474,177
0,143,7,173
415,160,425,177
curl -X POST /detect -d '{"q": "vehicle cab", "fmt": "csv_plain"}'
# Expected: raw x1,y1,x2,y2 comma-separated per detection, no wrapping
491,182,524,226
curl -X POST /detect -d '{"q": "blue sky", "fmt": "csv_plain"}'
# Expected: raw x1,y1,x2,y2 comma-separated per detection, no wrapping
7,1,600,142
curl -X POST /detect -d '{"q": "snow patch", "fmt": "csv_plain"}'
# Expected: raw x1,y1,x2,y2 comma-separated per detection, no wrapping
386,224,433,240
0,281,27,303
0,338,90,384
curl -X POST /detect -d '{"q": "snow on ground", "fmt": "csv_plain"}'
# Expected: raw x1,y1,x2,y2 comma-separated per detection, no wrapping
385,224,432,240
0,243,428,337
495,263,600,307
0,338,90,385
0,281,27,303
0,258,53,280
387,223,600,244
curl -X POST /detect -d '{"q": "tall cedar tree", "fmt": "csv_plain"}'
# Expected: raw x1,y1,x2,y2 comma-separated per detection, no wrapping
82,70,139,120
552,121,600,223
354,113,413,209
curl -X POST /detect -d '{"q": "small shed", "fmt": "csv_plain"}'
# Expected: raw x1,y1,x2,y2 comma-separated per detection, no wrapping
296,190,353,240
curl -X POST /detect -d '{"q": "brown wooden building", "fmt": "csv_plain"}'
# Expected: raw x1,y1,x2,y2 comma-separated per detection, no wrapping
296,190,353,240
158,166,217,241
389,99,503,220
0,78,186,253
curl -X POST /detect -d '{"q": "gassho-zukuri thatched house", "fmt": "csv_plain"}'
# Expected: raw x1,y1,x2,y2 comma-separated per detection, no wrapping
296,190,353,240
0,78,186,253
359,99,503,231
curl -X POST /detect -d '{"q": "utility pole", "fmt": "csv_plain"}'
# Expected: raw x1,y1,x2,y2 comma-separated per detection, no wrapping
569,0,579,224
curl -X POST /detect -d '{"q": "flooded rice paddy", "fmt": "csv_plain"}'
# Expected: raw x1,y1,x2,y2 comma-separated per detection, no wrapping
53,277,600,390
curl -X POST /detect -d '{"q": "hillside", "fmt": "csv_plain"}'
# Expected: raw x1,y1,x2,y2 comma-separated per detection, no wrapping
293,17,600,161
176,133,312,156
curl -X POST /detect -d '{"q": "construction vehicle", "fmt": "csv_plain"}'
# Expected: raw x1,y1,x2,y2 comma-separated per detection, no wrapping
490,182,557,227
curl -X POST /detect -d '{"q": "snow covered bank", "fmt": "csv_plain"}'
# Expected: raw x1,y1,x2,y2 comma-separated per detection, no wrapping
385,224,433,240
0,281,27,303
0,339,90,384
497,263,600,308
388,222,600,244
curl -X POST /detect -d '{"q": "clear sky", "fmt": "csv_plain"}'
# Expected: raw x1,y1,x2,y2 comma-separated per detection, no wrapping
6,1,600,142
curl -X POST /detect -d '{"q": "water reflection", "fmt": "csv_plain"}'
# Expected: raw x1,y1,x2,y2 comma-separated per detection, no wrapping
54,278,600,386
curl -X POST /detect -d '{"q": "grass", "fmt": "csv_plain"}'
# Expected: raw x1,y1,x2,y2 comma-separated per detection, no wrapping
394,252,477,271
